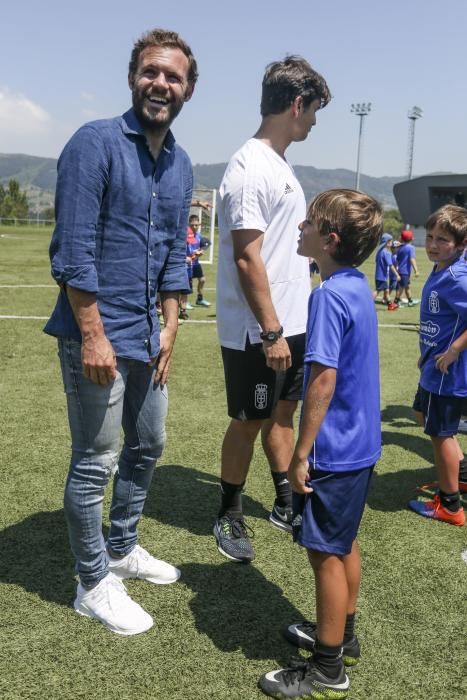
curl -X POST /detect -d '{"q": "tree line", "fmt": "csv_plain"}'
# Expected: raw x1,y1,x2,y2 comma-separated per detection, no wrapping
0,179,30,220
0,176,404,230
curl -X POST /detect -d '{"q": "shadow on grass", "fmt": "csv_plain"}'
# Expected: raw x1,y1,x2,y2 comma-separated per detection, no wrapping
181,561,305,663
367,464,436,513
381,403,420,429
365,413,435,512
0,508,75,606
146,464,269,535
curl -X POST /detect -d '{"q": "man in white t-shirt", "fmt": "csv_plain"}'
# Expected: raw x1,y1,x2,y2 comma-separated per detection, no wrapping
214,56,331,562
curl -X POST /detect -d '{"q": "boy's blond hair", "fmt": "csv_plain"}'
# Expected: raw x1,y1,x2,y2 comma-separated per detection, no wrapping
308,189,383,266
425,204,467,247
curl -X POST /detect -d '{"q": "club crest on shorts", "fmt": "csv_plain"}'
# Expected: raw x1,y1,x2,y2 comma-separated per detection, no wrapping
254,383,268,410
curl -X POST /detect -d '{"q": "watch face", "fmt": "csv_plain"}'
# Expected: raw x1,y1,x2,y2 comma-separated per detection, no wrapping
260,327,283,341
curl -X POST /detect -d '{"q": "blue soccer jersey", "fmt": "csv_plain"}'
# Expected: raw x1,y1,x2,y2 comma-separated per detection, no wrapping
302,268,381,472
397,243,415,275
375,245,392,282
389,253,398,286
419,256,467,396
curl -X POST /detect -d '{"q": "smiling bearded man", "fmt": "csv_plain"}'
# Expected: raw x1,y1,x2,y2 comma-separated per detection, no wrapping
44,29,197,635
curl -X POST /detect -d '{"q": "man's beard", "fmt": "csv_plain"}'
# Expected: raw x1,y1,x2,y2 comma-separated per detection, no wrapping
132,89,183,132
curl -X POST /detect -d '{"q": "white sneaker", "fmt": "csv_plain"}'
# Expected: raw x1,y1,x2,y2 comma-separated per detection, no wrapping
74,572,153,635
108,545,181,585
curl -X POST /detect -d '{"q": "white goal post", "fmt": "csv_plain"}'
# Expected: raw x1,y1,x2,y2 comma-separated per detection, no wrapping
190,187,216,264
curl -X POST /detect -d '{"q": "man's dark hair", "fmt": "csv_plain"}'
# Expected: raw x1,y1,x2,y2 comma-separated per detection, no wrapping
309,189,384,267
260,55,331,117
129,28,198,86
189,214,200,223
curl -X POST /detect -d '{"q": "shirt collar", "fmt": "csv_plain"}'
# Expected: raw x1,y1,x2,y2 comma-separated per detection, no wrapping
121,109,175,153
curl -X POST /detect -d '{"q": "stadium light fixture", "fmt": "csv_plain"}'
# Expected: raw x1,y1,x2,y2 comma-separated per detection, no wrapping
406,106,423,180
350,103,372,190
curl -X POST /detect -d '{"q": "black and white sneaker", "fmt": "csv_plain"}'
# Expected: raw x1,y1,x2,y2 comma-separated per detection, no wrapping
269,501,293,533
259,657,349,699
213,514,255,563
285,620,360,667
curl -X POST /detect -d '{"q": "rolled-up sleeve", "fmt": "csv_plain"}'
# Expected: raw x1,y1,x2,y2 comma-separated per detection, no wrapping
158,158,193,292
49,125,109,293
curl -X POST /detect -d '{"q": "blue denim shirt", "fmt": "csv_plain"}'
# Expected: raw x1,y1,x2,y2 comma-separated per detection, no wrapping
44,109,192,362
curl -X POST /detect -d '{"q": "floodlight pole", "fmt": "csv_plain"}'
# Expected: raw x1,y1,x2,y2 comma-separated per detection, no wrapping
350,102,371,190
407,106,423,180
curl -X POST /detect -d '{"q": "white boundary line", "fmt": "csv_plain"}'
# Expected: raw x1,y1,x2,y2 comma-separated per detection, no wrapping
0,315,418,329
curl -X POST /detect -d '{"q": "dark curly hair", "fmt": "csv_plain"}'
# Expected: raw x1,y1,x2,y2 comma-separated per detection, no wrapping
129,28,198,86
260,55,331,117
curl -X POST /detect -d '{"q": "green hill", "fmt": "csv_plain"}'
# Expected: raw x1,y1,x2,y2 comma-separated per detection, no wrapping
0,152,403,211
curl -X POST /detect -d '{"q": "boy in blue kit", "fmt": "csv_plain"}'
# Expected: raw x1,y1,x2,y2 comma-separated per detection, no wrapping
189,214,211,307
393,229,419,306
259,190,383,700
408,204,467,526
373,232,400,305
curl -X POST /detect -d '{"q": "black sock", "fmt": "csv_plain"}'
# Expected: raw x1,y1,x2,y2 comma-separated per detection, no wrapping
439,489,461,512
344,612,356,642
270,470,292,507
197,293,203,302
459,455,467,481
219,480,244,518
313,639,344,679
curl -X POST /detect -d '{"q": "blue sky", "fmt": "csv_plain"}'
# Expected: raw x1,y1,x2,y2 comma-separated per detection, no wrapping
1,0,465,177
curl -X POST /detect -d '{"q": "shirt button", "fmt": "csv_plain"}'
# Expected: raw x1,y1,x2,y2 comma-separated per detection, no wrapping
150,220,154,227
152,192,156,198
149,251,152,256
144,339,148,346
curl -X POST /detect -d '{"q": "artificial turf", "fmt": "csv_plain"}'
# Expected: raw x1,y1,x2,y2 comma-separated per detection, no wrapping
0,226,465,699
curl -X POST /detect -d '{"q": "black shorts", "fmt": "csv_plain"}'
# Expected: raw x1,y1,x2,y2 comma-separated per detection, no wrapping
413,384,465,437
294,465,374,555
192,261,204,278
221,333,305,420
397,273,411,289
375,278,388,292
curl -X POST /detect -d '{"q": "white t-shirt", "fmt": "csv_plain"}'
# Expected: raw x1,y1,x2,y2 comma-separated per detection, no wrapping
216,138,310,350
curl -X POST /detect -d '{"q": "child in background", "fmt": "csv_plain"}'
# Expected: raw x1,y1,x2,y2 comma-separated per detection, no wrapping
179,222,200,320
387,240,401,310
393,229,419,307
373,232,400,306
188,214,211,307
259,189,383,700
408,204,467,526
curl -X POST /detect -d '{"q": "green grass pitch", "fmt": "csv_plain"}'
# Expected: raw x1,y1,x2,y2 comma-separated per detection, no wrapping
0,226,466,699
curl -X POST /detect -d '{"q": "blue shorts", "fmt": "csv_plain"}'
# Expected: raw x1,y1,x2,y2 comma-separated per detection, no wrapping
192,260,204,278
389,277,398,291
293,466,374,556
397,273,411,289
414,385,464,437
375,278,388,292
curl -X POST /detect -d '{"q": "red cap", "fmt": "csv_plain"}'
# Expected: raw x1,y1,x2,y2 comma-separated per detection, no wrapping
400,229,414,242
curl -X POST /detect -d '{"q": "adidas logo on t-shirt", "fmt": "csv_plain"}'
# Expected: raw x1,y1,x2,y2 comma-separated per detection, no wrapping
284,183,294,195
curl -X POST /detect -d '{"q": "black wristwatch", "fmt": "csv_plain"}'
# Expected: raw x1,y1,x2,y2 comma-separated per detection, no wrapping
260,326,284,342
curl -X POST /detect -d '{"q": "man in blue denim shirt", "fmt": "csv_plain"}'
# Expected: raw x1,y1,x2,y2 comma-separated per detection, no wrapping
44,28,197,635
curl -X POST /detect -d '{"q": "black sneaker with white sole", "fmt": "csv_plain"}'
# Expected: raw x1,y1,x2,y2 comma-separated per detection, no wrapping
285,620,360,666
259,656,349,699
213,514,255,563
269,501,293,533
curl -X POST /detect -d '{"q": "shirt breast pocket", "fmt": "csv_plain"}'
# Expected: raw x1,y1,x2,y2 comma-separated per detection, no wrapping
154,195,181,234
